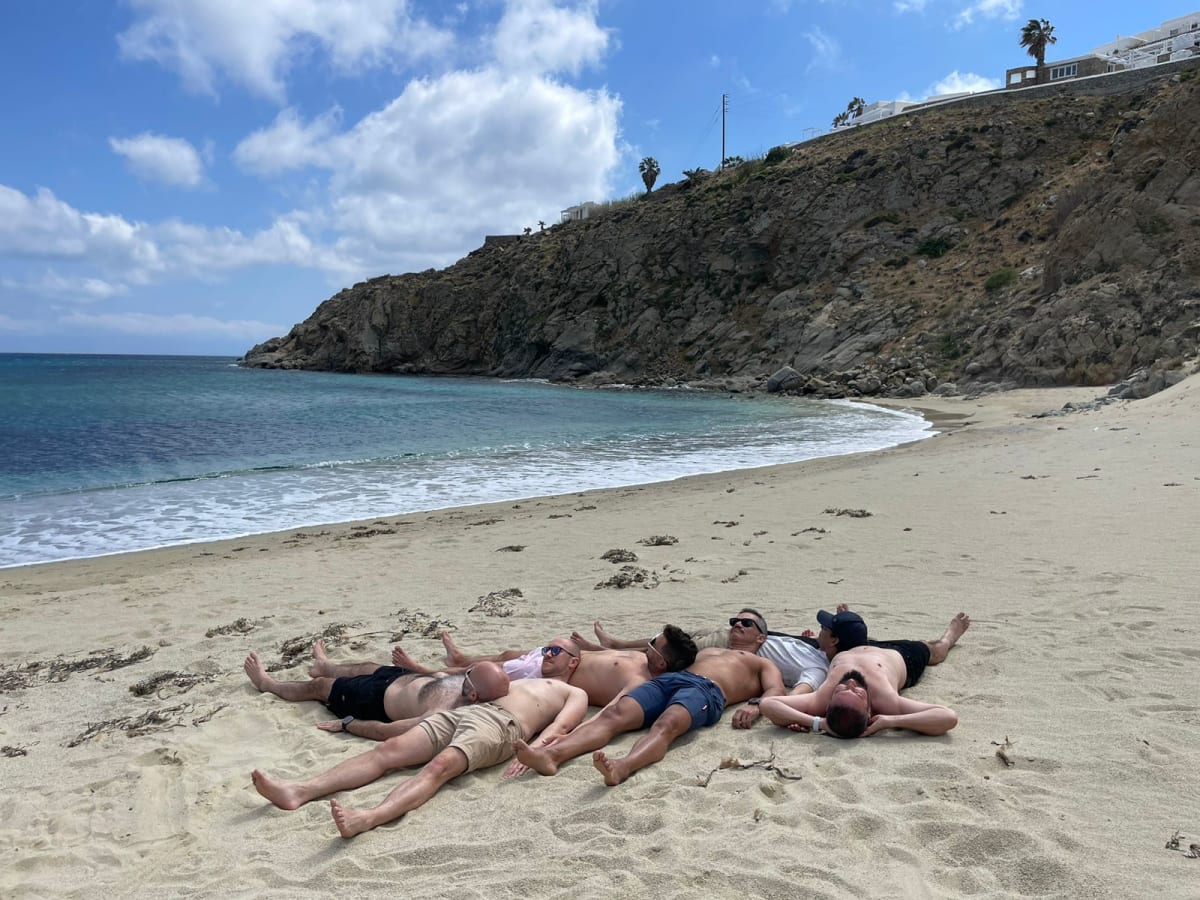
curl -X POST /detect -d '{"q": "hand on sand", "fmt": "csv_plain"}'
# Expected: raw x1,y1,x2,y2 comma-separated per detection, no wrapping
315,719,345,733
786,722,812,733
731,706,760,729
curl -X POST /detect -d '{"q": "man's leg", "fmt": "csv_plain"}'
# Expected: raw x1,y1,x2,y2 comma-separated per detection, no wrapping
252,727,439,810
308,639,382,678
592,703,692,787
330,747,468,838
391,643,445,674
925,613,970,666
514,696,645,775
244,651,334,702
440,632,524,667
589,621,647,651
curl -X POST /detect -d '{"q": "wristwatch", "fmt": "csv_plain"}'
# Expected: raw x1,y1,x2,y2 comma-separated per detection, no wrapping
341,715,354,732
747,698,761,706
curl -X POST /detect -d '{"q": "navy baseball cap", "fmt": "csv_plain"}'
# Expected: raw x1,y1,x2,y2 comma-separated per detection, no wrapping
816,609,868,649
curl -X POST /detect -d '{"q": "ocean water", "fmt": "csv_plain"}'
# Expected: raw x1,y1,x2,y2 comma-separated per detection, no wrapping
0,354,934,568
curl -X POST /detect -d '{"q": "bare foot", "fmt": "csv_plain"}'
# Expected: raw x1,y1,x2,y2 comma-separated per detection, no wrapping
330,799,374,838
251,769,307,810
592,620,619,649
440,631,467,667
243,652,275,692
946,612,971,644
309,639,331,677
391,644,421,669
514,739,559,776
927,613,971,665
592,750,630,786
570,630,603,652
835,603,850,613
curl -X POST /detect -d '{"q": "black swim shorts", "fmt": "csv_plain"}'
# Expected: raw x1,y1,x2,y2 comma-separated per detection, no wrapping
868,640,931,690
326,665,414,722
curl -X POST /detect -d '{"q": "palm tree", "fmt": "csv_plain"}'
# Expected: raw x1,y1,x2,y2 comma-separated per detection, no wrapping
638,157,660,193
849,96,866,119
1019,18,1057,81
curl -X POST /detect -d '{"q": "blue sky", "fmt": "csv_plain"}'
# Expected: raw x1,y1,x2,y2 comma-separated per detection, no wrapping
1,1,1193,355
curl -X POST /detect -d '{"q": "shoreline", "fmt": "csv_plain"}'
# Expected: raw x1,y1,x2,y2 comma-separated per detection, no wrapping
0,394,932,573
2,379,1197,898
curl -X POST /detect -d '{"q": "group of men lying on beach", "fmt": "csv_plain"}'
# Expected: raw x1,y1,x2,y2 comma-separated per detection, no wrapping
244,606,970,838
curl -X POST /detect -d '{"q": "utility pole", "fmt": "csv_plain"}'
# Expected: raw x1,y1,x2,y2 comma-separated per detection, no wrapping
721,93,728,168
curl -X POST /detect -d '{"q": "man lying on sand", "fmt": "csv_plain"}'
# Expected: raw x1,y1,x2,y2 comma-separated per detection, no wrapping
243,639,503,740
251,662,588,838
574,606,828,699
759,639,959,738
391,629,698,707
511,642,784,786
814,608,971,679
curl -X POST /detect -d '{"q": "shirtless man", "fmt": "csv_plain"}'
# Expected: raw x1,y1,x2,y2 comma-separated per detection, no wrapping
512,643,785,786
576,607,828,698
392,629,699,707
243,640,502,740
759,643,958,738
251,662,588,838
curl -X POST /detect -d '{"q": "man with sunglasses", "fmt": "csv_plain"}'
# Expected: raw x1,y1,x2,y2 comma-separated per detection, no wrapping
574,607,829,703
511,637,785,786
252,661,590,838
758,642,958,739
243,640,509,740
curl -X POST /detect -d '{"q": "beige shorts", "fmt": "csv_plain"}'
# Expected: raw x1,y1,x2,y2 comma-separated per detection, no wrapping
417,704,523,772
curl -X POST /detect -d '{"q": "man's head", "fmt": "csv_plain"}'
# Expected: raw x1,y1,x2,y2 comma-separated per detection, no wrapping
461,661,510,703
824,669,871,738
727,608,768,653
646,625,698,675
816,609,868,659
539,637,582,680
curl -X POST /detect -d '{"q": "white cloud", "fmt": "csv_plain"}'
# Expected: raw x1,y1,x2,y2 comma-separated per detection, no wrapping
58,311,284,340
233,68,621,278
928,70,1001,95
894,0,930,11
803,26,841,72
954,0,1022,28
492,0,609,76
233,108,342,176
109,133,206,187
1,271,125,301
117,0,454,101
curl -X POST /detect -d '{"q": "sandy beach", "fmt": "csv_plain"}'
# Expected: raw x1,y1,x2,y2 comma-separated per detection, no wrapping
1,377,1198,899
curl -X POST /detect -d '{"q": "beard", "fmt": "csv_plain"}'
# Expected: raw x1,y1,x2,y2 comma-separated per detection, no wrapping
839,669,867,687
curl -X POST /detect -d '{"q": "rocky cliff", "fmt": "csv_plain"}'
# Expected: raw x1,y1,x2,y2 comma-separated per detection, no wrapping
242,63,1200,399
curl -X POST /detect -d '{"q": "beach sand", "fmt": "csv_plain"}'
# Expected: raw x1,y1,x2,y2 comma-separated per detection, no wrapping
1,378,1197,898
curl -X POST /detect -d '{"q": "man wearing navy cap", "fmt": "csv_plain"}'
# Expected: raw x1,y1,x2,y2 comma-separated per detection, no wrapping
816,608,971,690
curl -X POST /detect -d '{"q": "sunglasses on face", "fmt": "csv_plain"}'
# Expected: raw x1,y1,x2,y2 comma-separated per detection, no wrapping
462,668,477,698
729,617,765,633
542,645,577,658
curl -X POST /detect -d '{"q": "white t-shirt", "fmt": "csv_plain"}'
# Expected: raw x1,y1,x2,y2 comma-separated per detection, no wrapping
502,648,544,680
759,635,829,690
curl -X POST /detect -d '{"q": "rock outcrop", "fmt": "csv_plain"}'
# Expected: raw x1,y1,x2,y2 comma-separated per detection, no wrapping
243,63,1200,398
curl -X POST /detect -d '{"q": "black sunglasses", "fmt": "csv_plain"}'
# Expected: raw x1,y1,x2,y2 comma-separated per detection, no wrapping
542,645,578,658
729,617,765,634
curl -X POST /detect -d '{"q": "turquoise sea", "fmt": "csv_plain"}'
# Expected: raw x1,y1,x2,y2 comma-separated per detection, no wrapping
0,354,934,568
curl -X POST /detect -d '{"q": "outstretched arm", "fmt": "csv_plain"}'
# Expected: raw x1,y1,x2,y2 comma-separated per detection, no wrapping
864,705,958,736
538,685,590,744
